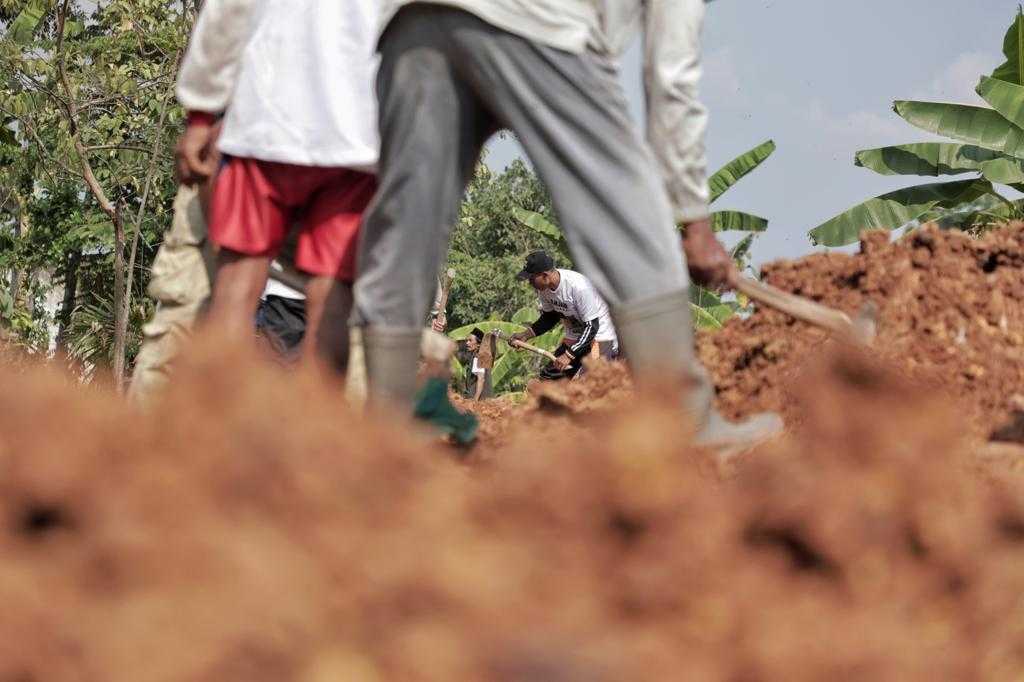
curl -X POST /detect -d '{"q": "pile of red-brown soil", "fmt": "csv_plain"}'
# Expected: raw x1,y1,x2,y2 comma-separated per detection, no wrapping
452,361,634,450
4,342,1024,680
699,224,1024,441
465,225,1024,448
4,224,1024,680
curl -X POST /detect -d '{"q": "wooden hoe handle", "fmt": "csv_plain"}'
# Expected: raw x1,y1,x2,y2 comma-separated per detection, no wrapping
509,338,560,362
437,268,456,318
732,275,857,339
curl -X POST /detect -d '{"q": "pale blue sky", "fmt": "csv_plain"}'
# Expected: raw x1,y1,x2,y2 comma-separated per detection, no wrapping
486,0,1017,268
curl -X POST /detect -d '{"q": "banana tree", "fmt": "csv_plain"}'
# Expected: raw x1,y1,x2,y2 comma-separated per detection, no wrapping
708,139,775,236
809,6,1024,246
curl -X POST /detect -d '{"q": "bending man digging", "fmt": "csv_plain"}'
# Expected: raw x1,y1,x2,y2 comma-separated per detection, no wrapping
510,250,618,381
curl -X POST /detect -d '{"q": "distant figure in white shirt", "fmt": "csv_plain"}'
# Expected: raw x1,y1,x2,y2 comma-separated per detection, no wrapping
509,251,618,381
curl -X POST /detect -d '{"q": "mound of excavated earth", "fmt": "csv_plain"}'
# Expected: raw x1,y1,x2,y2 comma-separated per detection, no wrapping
3,224,1024,680
700,224,1024,441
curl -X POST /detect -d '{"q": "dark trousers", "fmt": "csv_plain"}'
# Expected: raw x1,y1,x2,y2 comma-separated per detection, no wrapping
255,295,306,358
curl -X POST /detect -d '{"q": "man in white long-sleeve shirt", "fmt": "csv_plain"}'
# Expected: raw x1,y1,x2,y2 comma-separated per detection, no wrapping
174,0,378,372
354,0,782,457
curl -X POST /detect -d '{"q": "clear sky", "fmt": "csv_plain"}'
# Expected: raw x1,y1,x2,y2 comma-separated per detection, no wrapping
485,0,1017,268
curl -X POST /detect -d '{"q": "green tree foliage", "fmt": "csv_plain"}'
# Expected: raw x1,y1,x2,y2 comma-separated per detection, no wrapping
809,6,1024,246
1,0,190,382
444,159,568,330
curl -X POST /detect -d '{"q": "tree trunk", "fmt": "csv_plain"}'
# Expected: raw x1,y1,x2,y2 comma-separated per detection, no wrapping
23,271,37,316
112,206,128,392
55,248,81,355
8,207,24,308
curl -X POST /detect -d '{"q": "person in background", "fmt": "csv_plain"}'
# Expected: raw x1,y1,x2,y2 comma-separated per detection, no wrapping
127,182,215,408
509,250,618,382
465,327,495,400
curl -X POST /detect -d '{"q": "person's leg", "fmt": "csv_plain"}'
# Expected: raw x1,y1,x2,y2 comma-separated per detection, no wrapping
598,341,618,360
353,6,495,406
447,14,779,450
206,158,290,342
297,169,375,376
207,250,272,340
302,277,351,373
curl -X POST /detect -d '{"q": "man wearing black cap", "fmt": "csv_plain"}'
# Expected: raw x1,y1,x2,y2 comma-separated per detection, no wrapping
510,251,618,381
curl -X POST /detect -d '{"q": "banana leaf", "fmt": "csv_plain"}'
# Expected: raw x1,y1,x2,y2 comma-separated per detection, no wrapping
513,207,566,245
893,101,1024,160
808,178,994,246
711,210,769,232
977,75,1024,131
691,303,726,330
511,306,538,325
6,0,49,45
918,193,1017,229
854,142,1024,184
993,5,1024,86
708,139,776,203
731,233,755,264
707,304,737,325
690,286,723,308
450,355,466,385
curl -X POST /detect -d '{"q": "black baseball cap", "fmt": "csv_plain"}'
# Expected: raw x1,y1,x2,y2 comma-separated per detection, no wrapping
516,250,555,280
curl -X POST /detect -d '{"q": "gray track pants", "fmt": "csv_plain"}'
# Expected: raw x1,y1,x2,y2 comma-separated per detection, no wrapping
354,5,712,409
354,5,690,326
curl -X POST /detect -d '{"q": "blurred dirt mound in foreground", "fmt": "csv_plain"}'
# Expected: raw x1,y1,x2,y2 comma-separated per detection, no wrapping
4,341,1024,680
700,223,1024,440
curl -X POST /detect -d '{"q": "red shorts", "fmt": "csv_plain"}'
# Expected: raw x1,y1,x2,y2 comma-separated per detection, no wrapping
209,158,377,282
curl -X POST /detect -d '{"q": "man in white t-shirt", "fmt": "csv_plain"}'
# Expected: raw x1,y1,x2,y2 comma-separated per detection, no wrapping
509,251,619,381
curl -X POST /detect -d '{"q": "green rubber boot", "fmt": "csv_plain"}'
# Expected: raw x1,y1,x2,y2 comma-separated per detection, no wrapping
413,377,479,446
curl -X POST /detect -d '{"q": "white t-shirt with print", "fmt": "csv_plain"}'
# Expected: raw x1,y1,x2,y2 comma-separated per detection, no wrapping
537,269,617,345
